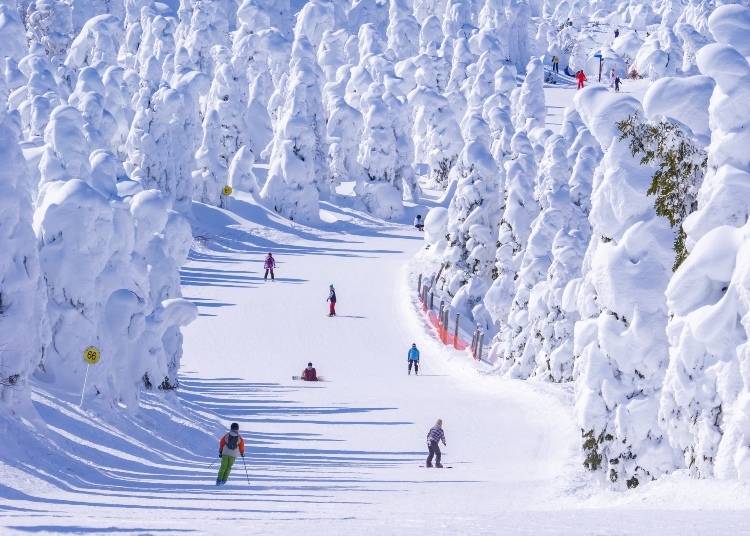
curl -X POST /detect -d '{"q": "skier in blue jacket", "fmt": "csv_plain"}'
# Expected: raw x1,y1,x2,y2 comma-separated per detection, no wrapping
407,343,420,375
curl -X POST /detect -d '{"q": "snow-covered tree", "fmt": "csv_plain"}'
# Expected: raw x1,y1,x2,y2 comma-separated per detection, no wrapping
387,0,420,60
0,112,46,406
327,70,364,193
441,114,502,327
659,7,750,479
64,14,122,73
573,87,678,488
485,130,538,359
228,145,259,196
408,71,462,189
513,56,546,131
356,82,404,220
25,0,74,65
260,36,329,223
126,86,197,213
193,109,227,207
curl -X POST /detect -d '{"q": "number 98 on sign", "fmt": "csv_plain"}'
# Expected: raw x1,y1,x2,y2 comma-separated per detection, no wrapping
83,346,101,365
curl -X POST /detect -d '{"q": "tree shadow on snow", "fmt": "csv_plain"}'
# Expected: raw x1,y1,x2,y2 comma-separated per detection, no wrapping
0,375,474,529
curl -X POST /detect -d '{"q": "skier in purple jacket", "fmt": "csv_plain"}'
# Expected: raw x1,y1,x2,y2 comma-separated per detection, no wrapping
264,253,276,281
426,419,447,468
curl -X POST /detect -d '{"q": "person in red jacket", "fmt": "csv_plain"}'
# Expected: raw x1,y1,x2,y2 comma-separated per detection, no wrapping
576,70,587,89
216,422,245,485
302,362,318,381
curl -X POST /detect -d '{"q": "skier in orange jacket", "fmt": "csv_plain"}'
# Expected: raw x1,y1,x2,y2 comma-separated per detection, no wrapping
216,423,245,485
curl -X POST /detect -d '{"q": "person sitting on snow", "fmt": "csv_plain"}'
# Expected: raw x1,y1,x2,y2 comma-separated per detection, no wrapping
216,422,245,486
414,215,424,231
302,362,318,381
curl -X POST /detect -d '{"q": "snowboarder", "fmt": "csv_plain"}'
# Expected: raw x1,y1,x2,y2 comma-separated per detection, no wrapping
302,362,318,381
614,76,622,92
426,419,447,468
408,343,420,375
414,215,424,231
576,70,587,90
216,423,245,485
263,252,276,281
614,28,620,38
551,55,559,74
327,284,337,316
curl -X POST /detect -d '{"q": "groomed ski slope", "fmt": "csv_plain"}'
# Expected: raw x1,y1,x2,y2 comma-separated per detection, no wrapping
3,192,750,536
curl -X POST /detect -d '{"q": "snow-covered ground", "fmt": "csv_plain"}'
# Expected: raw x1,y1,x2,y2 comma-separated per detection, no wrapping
2,190,749,535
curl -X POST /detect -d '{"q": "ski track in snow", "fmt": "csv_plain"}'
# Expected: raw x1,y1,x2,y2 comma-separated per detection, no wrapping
2,188,749,535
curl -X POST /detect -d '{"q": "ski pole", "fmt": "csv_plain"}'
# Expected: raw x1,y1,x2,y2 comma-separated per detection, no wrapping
208,458,218,470
241,456,250,485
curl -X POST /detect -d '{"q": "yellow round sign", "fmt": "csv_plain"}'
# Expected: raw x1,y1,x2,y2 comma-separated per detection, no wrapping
83,346,101,365
222,185,233,196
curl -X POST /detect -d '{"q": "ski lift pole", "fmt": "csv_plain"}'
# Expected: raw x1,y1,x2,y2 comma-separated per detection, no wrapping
79,346,101,408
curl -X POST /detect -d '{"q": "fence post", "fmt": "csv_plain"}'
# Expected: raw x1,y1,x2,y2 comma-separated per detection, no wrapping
430,291,435,311
417,273,422,297
441,308,448,343
438,301,445,341
453,313,460,348
444,308,450,343
477,331,485,362
470,329,478,358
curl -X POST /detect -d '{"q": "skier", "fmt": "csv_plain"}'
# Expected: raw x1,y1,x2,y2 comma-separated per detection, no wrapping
426,419,447,468
407,343,420,375
302,362,318,381
551,55,559,74
614,28,620,38
327,284,337,316
414,214,424,231
614,76,622,93
216,422,245,486
576,70,587,90
263,252,276,281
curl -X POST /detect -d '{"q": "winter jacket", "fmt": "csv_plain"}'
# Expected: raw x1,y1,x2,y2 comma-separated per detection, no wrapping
576,71,587,82
414,216,423,227
427,426,446,445
328,289,337,303
407,347,420,361
264,256,276,270
219,432,245,458
302,367,318,381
